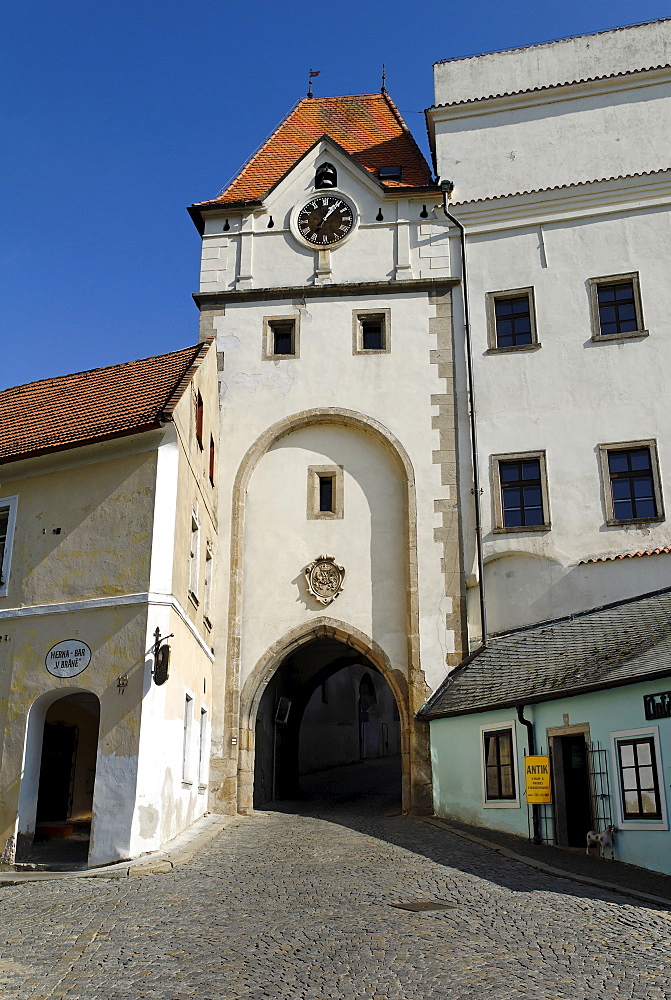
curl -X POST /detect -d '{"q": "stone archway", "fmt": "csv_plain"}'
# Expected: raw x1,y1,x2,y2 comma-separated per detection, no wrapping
212,408,432,818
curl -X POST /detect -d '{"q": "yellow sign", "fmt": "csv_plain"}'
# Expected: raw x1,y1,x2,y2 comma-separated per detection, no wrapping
524,755,552,804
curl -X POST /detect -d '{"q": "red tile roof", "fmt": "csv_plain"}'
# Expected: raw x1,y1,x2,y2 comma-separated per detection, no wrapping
580,547,671,564
0,341,212,465
194,93,435,211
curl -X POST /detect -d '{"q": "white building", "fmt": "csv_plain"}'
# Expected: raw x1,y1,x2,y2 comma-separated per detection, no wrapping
188,92,466,815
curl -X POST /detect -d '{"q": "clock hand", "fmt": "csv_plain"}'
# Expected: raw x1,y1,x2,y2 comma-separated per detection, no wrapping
315,202,340,234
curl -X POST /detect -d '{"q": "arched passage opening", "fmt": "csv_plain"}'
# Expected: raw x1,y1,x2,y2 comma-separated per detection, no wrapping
253,635,403,811
16,691,100,866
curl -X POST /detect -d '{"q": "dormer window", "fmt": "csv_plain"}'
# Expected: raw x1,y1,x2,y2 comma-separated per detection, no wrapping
378,165,403,181
315,162,337,189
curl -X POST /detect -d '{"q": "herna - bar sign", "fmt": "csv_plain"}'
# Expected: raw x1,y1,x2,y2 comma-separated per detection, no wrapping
45,640,92,678
524,755,552,804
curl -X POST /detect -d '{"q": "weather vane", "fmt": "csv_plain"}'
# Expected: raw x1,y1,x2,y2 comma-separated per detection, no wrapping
381,64,387,94
307,69,320,98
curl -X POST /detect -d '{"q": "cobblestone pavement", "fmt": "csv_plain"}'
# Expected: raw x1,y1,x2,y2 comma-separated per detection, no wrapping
1,759,671,1000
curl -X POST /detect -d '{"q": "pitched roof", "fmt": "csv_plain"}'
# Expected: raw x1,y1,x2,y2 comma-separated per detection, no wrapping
193,93,435,211
0,341,212,465
420,587,671,720
580,546,671,564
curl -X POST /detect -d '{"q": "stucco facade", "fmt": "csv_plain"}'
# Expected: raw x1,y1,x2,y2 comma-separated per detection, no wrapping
0,341,219,867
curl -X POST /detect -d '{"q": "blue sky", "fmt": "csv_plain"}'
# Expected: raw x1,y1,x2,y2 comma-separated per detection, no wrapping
1,1,669,389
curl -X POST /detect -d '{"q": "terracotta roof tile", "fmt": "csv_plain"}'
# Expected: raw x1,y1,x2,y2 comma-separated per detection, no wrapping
580,547,671,564
195,93,434,210
0,342,210,465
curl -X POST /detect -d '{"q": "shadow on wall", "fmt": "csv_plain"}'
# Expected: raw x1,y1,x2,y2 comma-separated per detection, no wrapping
476,552,671,634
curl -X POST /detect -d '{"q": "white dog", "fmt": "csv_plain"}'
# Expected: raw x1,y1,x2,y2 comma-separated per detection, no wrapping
586,824,617,859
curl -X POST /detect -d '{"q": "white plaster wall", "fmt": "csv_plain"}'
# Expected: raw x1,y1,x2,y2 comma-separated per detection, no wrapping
243,425,407,684
213,290,452,694
201,142,446,292
433,20,671,104
452,203,671,634
431,76,671,202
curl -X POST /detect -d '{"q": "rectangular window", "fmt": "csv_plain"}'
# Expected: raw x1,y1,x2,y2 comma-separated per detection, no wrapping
0,496,18,595
307,465,343,519
492,452,550,532
203,542,213,627
589,273,646,341
209,434,215,487
198,708,208,787
353,309,391,354
617,737,662,820
183,694,194,783
599,440,663,525
264,316,299,358
486,288,538,352
484,729,516,800
195,391,204,450
189,511,200,604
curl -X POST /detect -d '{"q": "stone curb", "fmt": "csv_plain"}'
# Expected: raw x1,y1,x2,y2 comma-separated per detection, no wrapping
421,817,671,910
0,813,232,886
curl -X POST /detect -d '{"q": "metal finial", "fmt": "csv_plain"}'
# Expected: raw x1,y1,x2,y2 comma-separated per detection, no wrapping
381,64,387,94
307,69,320,98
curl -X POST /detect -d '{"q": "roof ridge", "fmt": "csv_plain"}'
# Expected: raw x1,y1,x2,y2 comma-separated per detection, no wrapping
433,18,671,66
450,167,671,206
162,338,214,418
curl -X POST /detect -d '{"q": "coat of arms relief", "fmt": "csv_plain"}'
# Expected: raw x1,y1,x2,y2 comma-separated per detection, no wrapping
304,554,346,606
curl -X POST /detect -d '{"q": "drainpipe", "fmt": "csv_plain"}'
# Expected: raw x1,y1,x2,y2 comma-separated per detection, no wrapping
440,181,487,647
516,704,542,844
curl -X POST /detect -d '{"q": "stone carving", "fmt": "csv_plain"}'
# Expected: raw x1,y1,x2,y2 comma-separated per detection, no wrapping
304,554,345,606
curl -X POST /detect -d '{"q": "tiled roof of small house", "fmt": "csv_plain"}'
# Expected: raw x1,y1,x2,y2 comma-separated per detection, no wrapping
0,341,212,464
193,93,435,211
580,546,671,564
420,587,671,719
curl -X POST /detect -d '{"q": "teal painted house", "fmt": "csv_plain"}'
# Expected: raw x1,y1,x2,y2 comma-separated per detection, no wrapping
420,588,671,877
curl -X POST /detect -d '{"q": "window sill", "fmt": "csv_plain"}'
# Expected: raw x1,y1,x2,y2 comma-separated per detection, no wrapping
182,780,193,789
188,590,200,609
354,349,390,356
198,784,208,794
483,799,521,808
604,516,664,528
591,330,649,343
493,524,551,534
486,343,541,355
203,615,212,631
265,353,298,361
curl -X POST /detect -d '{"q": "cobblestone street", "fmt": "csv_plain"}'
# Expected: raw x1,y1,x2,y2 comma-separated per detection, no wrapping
1,760,670,1000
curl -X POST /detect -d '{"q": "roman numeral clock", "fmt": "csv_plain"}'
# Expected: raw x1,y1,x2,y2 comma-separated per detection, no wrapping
291,193,357,248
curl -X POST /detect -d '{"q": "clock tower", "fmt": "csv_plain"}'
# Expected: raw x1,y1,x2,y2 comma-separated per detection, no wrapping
189,91,465,816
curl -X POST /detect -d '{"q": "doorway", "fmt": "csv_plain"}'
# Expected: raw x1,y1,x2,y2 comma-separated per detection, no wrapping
551,732,593,847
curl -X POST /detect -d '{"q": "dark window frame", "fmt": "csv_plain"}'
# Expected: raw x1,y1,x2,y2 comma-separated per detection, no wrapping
486,287,539,353
491,451,551,533
483,728,517,801
598,439,664,526
589,272,647,342
263,315,300,360
195,391,204,450
616,736,662,821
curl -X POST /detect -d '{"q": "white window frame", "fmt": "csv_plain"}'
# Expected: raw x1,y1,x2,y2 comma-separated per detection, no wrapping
188,509,200,606
182,692,194,784
480,721,521,809
0,496,18,598
610,726,668,831
203,541,213,627
198,707,209,791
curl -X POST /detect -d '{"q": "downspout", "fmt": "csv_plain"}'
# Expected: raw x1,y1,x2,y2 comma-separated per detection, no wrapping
516,704,542,844
440,182,487,648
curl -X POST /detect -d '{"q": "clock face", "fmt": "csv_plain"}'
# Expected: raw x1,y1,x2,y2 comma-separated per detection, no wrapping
296,195,355,247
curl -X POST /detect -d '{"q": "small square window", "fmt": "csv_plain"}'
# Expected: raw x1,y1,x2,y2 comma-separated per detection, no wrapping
263,316,299,359
307,465,343,519
353,309,391,355
589,273,646,341
598,440,664,526
486,288,539,352
491,452,550,532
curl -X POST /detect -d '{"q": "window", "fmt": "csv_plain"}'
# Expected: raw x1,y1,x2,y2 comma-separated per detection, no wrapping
589,273,646,341
486,288,538,352
491,452,550,532
353,309,391,354
378,164,403,181
209,434,215,487
189,510,200,604
182,694,194,783
203,542,213,628
263,316,299,359
0,497,18,595
198,708,208,788
195,391,204,450
617,737,662,820
307,465,344,520
483,728,517,801
598,440,663,525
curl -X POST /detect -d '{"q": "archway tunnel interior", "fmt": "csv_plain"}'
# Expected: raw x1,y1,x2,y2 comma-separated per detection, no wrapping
17,691,100,865
254,638,402,809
